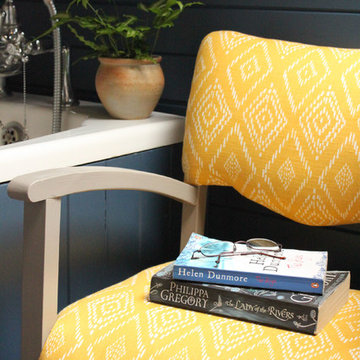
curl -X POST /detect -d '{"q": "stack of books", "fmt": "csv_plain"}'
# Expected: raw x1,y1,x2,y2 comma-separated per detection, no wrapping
149,233,350,335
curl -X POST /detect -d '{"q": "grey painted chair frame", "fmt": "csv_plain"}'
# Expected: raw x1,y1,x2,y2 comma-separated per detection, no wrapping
7,166,207,360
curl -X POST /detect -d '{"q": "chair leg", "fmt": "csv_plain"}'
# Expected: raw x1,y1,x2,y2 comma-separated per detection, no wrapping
21,199,61,360
180,186,207,250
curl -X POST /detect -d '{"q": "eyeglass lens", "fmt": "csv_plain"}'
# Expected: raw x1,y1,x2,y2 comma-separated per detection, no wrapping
201,241,234,256
244,238,280,251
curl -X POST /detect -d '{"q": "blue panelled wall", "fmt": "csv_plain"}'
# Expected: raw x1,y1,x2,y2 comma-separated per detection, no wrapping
1,0,360,359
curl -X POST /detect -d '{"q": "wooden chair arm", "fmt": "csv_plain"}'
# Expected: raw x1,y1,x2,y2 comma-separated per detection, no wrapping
7,166,199,205
7,166,207,360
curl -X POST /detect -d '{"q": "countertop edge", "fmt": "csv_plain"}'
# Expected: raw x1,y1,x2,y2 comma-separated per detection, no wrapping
0,112,185,184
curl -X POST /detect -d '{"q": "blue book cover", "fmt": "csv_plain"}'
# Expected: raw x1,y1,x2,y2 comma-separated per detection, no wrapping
173,233,328,294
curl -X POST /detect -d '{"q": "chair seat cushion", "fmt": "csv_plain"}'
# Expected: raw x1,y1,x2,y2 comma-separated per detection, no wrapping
183,31,360,226
41,263,360,360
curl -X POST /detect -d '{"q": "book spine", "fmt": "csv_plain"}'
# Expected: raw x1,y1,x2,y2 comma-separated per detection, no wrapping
150,276,319,334
173,265,323,294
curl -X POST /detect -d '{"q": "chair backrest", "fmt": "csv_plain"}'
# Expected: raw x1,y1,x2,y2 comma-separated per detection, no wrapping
182,31,360,226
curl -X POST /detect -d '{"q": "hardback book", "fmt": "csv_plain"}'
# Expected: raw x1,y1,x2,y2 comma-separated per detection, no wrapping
150,263,350,335
173,233,328,294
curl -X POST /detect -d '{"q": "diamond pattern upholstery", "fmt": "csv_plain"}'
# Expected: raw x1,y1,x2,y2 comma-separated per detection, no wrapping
41,263,360,359
183,31,360,226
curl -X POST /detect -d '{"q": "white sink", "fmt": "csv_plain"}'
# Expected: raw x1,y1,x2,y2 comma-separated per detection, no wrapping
0,93,185,183
0,93,88,142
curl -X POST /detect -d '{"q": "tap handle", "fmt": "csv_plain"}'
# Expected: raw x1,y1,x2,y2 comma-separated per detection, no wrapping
1,0,18,30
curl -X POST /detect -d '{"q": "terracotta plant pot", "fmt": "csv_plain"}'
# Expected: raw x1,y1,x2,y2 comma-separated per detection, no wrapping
95,57,165,120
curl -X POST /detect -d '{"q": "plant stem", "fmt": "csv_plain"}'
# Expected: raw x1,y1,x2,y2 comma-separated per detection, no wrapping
125,37,130,57
151,28,160,55
88,2,105,25
108,34,119,56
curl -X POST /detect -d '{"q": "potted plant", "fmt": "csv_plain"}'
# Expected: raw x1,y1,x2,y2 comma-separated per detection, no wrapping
41,0,201,119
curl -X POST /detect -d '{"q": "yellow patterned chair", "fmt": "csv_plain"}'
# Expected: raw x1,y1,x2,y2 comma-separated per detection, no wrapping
8,31,360,360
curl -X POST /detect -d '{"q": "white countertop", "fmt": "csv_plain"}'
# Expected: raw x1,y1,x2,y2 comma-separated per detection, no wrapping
0,95,185,183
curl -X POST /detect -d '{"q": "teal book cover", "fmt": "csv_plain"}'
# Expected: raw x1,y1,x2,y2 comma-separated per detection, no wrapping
173,233,328,294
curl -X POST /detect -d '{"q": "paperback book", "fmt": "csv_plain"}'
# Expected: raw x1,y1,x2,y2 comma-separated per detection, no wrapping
150,263,350,334
173,233,328,294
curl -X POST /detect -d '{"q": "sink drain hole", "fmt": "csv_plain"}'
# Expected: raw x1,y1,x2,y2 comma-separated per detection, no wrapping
0,121,28,145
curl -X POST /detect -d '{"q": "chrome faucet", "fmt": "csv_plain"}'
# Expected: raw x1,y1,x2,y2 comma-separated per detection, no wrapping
0,1,29,96
0,0,77,132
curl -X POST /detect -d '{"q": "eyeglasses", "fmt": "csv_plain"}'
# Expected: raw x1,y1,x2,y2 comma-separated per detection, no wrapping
191,238,286,267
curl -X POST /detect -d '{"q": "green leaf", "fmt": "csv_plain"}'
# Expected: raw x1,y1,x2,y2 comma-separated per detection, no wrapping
68,24,104,51
66,0,78,13
137,3,149,12
95,28,115,36
149,0,167,10
122,14,139,26
81,0,90,8
52,13,71,20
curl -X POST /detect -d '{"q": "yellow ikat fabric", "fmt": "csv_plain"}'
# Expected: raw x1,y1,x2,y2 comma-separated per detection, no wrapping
183,31,360,226
41,263,360,360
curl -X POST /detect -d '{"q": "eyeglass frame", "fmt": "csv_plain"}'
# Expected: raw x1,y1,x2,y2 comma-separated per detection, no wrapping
191,238,286,267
